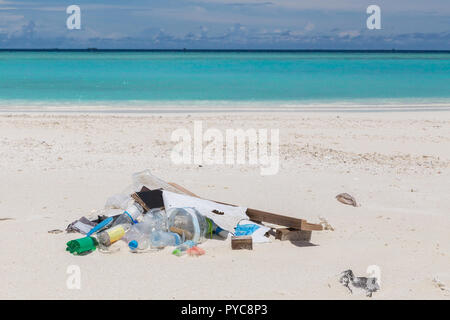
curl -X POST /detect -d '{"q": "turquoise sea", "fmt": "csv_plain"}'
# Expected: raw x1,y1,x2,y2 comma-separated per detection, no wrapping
0,51,449,111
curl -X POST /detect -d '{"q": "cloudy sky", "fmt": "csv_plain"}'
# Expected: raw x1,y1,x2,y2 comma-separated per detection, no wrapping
0,0,449,49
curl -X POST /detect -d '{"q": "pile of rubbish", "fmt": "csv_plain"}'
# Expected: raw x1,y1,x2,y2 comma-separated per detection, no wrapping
64,170,324,256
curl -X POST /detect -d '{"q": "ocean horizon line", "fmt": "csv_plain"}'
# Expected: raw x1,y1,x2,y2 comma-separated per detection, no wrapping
1,49,450,53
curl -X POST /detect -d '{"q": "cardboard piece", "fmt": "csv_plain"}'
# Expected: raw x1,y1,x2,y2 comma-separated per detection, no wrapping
131,189,164,212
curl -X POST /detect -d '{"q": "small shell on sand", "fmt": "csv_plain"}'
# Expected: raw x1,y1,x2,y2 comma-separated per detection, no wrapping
336,193,358,207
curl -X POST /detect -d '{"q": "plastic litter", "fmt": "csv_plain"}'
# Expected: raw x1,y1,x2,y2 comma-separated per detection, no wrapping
124,209,168,252
66,216,97,234
63,170,321,257
172,240,196,256
167,207,215,243
235,220,271,244
86,217,114,237
234,224,260,236
129,169,183,194
66,236,98,255
187,246,205,257
151,230,183,249
111,202,144,227
105,193,133,210
97,224,129,247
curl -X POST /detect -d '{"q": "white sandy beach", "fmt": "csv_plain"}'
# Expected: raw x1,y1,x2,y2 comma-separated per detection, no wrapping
0,111,449,299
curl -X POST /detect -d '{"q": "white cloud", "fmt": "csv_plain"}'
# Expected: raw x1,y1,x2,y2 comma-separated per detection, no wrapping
305,22,315,32
0,0,16,10
0,12,24,23
338,30,361,38
192,0,449,13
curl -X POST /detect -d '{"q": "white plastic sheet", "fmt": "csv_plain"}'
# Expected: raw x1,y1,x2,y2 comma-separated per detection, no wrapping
162,190,248,233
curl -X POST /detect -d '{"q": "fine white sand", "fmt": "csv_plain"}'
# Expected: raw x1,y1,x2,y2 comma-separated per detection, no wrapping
0,111,449,299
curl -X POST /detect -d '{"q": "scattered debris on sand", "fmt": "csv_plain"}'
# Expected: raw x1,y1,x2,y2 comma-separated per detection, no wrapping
48,229,64,234
318,216,334,231
339,269,380,297
432,277,448,292
63,170,324,256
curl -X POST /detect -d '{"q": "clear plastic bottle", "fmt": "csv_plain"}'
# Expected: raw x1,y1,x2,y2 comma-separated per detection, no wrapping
167,207,217,243
112,202,144,226
150,230,183,249
124,208,168,252
95,202,144,249
104,193,133,210
96,223,131,247
146,208,168,231
127,235,150,252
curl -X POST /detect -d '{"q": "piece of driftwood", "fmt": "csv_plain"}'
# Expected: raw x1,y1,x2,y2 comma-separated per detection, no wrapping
269,228,312,242
168,182,323,232
231,236,253,250
336,193,358,207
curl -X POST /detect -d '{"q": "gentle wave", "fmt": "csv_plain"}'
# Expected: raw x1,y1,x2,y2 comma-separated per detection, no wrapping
1,98,450,113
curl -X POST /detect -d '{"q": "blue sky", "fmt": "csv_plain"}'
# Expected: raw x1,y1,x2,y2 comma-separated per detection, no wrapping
0,0,449,49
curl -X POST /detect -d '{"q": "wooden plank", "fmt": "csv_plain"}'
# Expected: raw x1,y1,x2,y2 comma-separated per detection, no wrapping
245,208,305,230
231,236,253,250
301,222,324,231
167,182,323,231
168,182,199,197
270,228,312,241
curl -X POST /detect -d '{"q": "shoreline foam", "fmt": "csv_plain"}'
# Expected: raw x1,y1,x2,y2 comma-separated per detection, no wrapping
1,99,450,113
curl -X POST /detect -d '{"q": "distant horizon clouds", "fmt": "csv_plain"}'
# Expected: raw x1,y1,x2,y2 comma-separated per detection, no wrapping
0,0,449,49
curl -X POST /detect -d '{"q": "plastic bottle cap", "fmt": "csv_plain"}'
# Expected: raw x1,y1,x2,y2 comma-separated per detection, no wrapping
128,240,138,250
